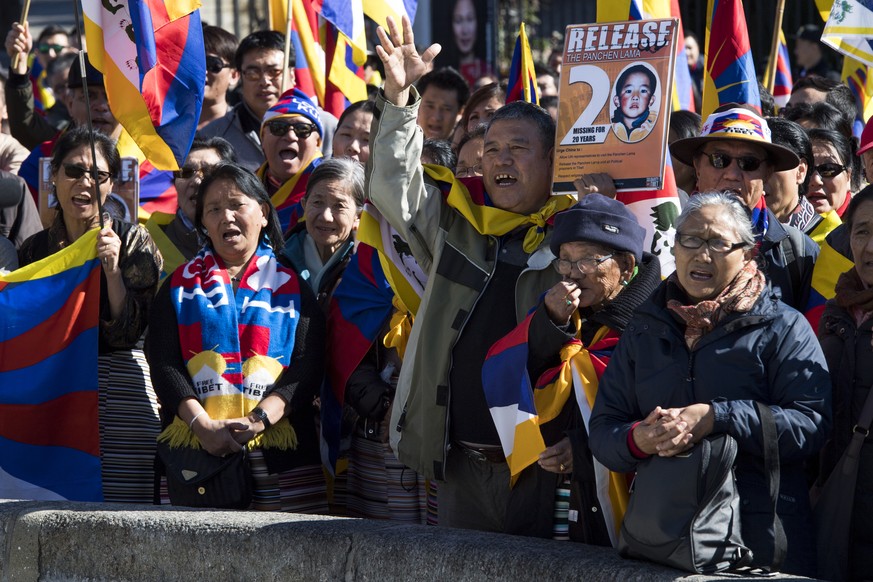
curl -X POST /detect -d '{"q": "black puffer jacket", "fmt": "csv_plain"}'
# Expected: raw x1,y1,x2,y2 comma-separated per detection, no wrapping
818,300,873,581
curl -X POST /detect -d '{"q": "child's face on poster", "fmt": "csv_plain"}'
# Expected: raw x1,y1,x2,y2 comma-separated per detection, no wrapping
615,72,654,123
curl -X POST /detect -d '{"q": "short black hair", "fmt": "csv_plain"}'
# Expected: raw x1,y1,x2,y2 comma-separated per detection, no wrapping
203,25,238,65
539,95,558,110
37,25,68,45
421,138,457,171
767,117,813,197
195,163,284,253
758,83,775,118
790,75,839,96
784,101,853,142
825,83,860,127
488,100,555,153
417,67,470,110
669,110,701,141
336,99,375,130
51,126,120,179
845,183,873,230
808,127,860,192
614,64,657,98
189,136,237,164
235,30,292,72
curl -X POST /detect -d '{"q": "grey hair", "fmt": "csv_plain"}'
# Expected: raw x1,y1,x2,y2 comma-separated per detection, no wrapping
675,191,756,249
304,157,365,209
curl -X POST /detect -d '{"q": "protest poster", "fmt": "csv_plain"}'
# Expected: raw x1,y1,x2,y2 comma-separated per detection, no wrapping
553,18,678,193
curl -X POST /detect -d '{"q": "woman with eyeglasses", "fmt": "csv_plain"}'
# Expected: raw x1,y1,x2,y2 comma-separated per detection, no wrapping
807,128,858,219
483,193,660,542
145,137,236,279
589,191,830,576
18,127,164,503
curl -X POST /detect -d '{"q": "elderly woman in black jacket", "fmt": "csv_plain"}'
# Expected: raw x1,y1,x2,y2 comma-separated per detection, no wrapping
589,191,830,576
818,184,873,580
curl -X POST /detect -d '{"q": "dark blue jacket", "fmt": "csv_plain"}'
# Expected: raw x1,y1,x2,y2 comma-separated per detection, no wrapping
757,209,818,312
590,282,831,576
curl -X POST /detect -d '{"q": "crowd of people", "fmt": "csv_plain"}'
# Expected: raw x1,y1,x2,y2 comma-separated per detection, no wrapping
2,9,873,580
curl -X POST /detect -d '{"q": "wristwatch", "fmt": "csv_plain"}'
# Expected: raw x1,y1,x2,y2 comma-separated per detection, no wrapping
250,406,272,430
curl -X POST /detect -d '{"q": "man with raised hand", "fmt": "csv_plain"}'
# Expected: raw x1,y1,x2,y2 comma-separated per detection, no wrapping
367,15,575,535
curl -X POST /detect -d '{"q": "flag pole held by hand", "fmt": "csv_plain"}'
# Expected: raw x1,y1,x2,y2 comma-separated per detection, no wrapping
11,0,32,71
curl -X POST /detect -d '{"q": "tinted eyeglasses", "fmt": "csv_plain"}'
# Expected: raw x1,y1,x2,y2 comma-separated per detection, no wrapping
813,163,848,179
552,255,614,275
205,56,230,74
266,120,318,139
702,152,766,173
62,163,111,184
242,67,283,82
174,164,217,181
676,234,747,254
38,43,66,54
456,163,482,178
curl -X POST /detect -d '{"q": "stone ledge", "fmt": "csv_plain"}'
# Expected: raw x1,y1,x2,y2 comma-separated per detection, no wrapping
0,500,816,581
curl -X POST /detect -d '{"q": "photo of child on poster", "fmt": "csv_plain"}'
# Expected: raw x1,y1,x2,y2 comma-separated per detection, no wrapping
611,63,660,144
432,0,496,88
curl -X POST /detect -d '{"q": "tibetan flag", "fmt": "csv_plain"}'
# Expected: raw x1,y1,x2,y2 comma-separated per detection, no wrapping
362,0,417,31
597,0,694,111
806,223,852,329
315,0,368,58
842,56,873,137
82,0,205,172
764,30,793,112
28,55,55,117
269,0,326,105
482,314,627,542
0,229,102,502
506,23,539,105
702,0,761,119
823,0,873,67
323,244,395,471
324,24,368,118
481,313,546,486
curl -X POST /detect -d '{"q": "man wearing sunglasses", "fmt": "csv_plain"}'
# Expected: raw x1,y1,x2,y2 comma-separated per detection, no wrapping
671,104,819,311
256,88,324,235
198,25,240,131
199,30,336,172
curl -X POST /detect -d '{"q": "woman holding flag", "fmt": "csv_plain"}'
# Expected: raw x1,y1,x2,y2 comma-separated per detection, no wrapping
18,126,163,503
482,193,660,542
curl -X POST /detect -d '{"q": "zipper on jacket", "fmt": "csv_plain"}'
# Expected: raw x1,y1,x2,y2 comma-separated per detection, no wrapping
442,234,500,464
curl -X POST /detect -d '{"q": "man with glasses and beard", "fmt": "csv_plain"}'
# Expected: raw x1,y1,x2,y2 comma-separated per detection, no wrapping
199,30,336,172
671,104,819,311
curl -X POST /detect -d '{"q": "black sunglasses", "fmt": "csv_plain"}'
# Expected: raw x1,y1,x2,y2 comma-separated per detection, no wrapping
38,43,66,54
62,163,111,184
703,152,766,172
813,163,847,179
173,164,217,181
205,55,230,74
266,120,318,139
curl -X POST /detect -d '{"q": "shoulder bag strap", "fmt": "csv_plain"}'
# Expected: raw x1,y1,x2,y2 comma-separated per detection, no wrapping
754,401,786,573
844,383,873,473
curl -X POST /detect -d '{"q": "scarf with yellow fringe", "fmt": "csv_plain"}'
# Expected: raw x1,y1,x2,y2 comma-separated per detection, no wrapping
158,240,301,451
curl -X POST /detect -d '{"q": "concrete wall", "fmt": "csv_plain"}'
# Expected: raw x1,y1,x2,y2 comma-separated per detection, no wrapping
0,500,815,581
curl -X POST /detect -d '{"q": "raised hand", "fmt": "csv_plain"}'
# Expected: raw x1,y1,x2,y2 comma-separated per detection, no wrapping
5,22,31,75
375,15,441,107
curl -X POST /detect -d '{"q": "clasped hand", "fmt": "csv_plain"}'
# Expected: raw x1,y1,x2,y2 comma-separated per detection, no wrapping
192,417,263,457
632,403,715,457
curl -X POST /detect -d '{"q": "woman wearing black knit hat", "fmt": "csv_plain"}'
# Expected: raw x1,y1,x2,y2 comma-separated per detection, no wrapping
484,193,660,544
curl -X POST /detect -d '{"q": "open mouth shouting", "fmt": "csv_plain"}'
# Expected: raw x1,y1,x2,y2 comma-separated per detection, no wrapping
494,173,517,187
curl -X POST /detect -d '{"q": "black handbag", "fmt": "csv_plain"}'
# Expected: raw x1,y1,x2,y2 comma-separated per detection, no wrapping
813,386,873,581
618,402,783,574
157,442,253,510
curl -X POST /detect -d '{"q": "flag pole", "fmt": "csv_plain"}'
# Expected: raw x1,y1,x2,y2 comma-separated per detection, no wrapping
765,0,786,93
281,0,293,94
11,0,32,71
72,0,106,228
